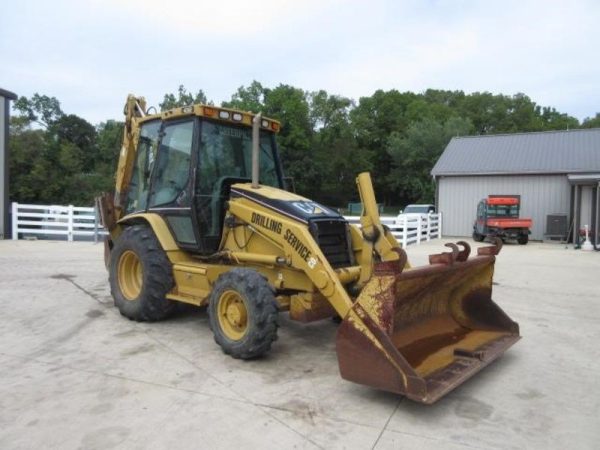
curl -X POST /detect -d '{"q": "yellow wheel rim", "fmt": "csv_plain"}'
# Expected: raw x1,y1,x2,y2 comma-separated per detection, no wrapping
217,290,249,341
118,250,143,301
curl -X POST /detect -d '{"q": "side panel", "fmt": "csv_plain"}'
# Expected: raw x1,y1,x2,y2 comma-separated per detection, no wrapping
438,174,570,240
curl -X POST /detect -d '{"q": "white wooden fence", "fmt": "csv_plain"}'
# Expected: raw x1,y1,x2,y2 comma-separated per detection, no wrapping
11,202,105,242
10,202,441,247
344,213,442,247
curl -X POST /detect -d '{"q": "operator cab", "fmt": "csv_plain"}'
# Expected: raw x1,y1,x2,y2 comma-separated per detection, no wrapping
476,196,520,231
124,111,284,255
478,196,520,220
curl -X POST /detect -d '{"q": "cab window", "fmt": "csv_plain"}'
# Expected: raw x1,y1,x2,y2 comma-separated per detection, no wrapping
195,121,280,242
149,120,194,208
478,202,485,219
125,121,160,213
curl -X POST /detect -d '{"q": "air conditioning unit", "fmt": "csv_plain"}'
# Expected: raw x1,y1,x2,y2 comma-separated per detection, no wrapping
545,213,568,240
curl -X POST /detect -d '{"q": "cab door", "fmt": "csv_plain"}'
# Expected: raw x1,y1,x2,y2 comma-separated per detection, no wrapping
124,120,161,214
147,118,200,249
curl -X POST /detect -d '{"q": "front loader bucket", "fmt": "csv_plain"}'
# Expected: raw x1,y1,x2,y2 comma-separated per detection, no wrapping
336,240,520,404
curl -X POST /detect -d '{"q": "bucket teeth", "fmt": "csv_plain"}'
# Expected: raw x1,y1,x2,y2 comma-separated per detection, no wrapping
429,242,459,265
429,239,502,264
477,237,503,256
456,241,471,261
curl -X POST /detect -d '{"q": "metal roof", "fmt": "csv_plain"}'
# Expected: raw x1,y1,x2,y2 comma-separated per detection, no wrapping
0,88,17,100
431,128,600,176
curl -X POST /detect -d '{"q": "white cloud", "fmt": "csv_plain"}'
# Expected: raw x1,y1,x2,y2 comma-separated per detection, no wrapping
1,0,598,123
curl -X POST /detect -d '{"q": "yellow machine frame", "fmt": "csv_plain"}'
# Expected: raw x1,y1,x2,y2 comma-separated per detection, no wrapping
98,95,520,404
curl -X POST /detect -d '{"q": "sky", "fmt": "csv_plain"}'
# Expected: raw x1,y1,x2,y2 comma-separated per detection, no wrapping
1,0,598,124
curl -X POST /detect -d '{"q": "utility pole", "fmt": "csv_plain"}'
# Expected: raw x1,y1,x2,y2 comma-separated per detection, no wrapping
0,88,17,240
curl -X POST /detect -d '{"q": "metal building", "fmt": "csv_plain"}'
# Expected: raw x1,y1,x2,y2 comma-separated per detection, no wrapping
0,88,17,240
431,128,600,246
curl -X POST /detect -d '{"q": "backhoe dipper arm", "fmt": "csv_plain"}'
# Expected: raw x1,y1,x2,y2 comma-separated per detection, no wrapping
96,95,147,239
114,95,147,218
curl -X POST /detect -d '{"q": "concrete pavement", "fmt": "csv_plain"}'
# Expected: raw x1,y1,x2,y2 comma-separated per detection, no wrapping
0,239,598,449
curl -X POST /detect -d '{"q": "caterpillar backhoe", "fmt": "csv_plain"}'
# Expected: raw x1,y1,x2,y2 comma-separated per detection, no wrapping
97,95,520,404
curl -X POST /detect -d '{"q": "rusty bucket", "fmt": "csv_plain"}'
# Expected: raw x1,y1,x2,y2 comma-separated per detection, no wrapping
336,240,520,404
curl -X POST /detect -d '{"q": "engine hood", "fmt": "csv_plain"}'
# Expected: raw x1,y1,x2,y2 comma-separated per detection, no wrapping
230,183,343,224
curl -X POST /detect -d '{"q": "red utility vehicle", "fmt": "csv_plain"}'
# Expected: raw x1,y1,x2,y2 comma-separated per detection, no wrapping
473,195,532,245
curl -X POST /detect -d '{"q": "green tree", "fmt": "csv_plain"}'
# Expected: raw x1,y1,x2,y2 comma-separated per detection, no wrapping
309,90,371,205
51,114,97,172
387,116,473,204
96,120,124,170
8,116,49,203
224,82,320,198
9,94,113,205
223,81,266,113
350,90,418,205
263,84,319,198
538,106,579,130
9,85,586,211
581,113,600,128
456,91,579,133
159,85,210,111
13,94,64,128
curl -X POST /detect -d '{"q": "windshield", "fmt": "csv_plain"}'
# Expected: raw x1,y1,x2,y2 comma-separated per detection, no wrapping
196,120,282,240
404,205,430,214
487,204,519,218
198,120,281,191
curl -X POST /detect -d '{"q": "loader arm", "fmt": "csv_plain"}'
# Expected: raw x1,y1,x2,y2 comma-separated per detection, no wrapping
355,172,406,286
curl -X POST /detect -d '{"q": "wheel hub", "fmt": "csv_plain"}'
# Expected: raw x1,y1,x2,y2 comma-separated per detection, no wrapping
218,291,249,340
117,250,143,301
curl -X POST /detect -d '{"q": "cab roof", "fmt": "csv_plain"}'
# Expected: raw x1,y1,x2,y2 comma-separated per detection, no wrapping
139,104,281,133
485,196,520,205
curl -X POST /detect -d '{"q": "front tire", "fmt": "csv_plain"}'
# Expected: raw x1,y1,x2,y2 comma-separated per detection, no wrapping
109,224,175,321
517,234,529,245
473,231,485,242
208,268,279,359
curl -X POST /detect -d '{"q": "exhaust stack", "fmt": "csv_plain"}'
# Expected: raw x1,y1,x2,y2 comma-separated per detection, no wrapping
251,112,262,189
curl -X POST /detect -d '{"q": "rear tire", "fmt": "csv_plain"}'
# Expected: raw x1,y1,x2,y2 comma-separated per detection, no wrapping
472,231,485,242
208,268,279,359
109,225,175,321
517,234,529,245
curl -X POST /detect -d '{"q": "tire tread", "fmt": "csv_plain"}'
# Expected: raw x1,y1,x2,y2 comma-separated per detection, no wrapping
109,224,174,322
208,268,279,359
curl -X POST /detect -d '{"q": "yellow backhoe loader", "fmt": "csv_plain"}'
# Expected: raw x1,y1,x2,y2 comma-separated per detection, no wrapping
97,95,520,404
